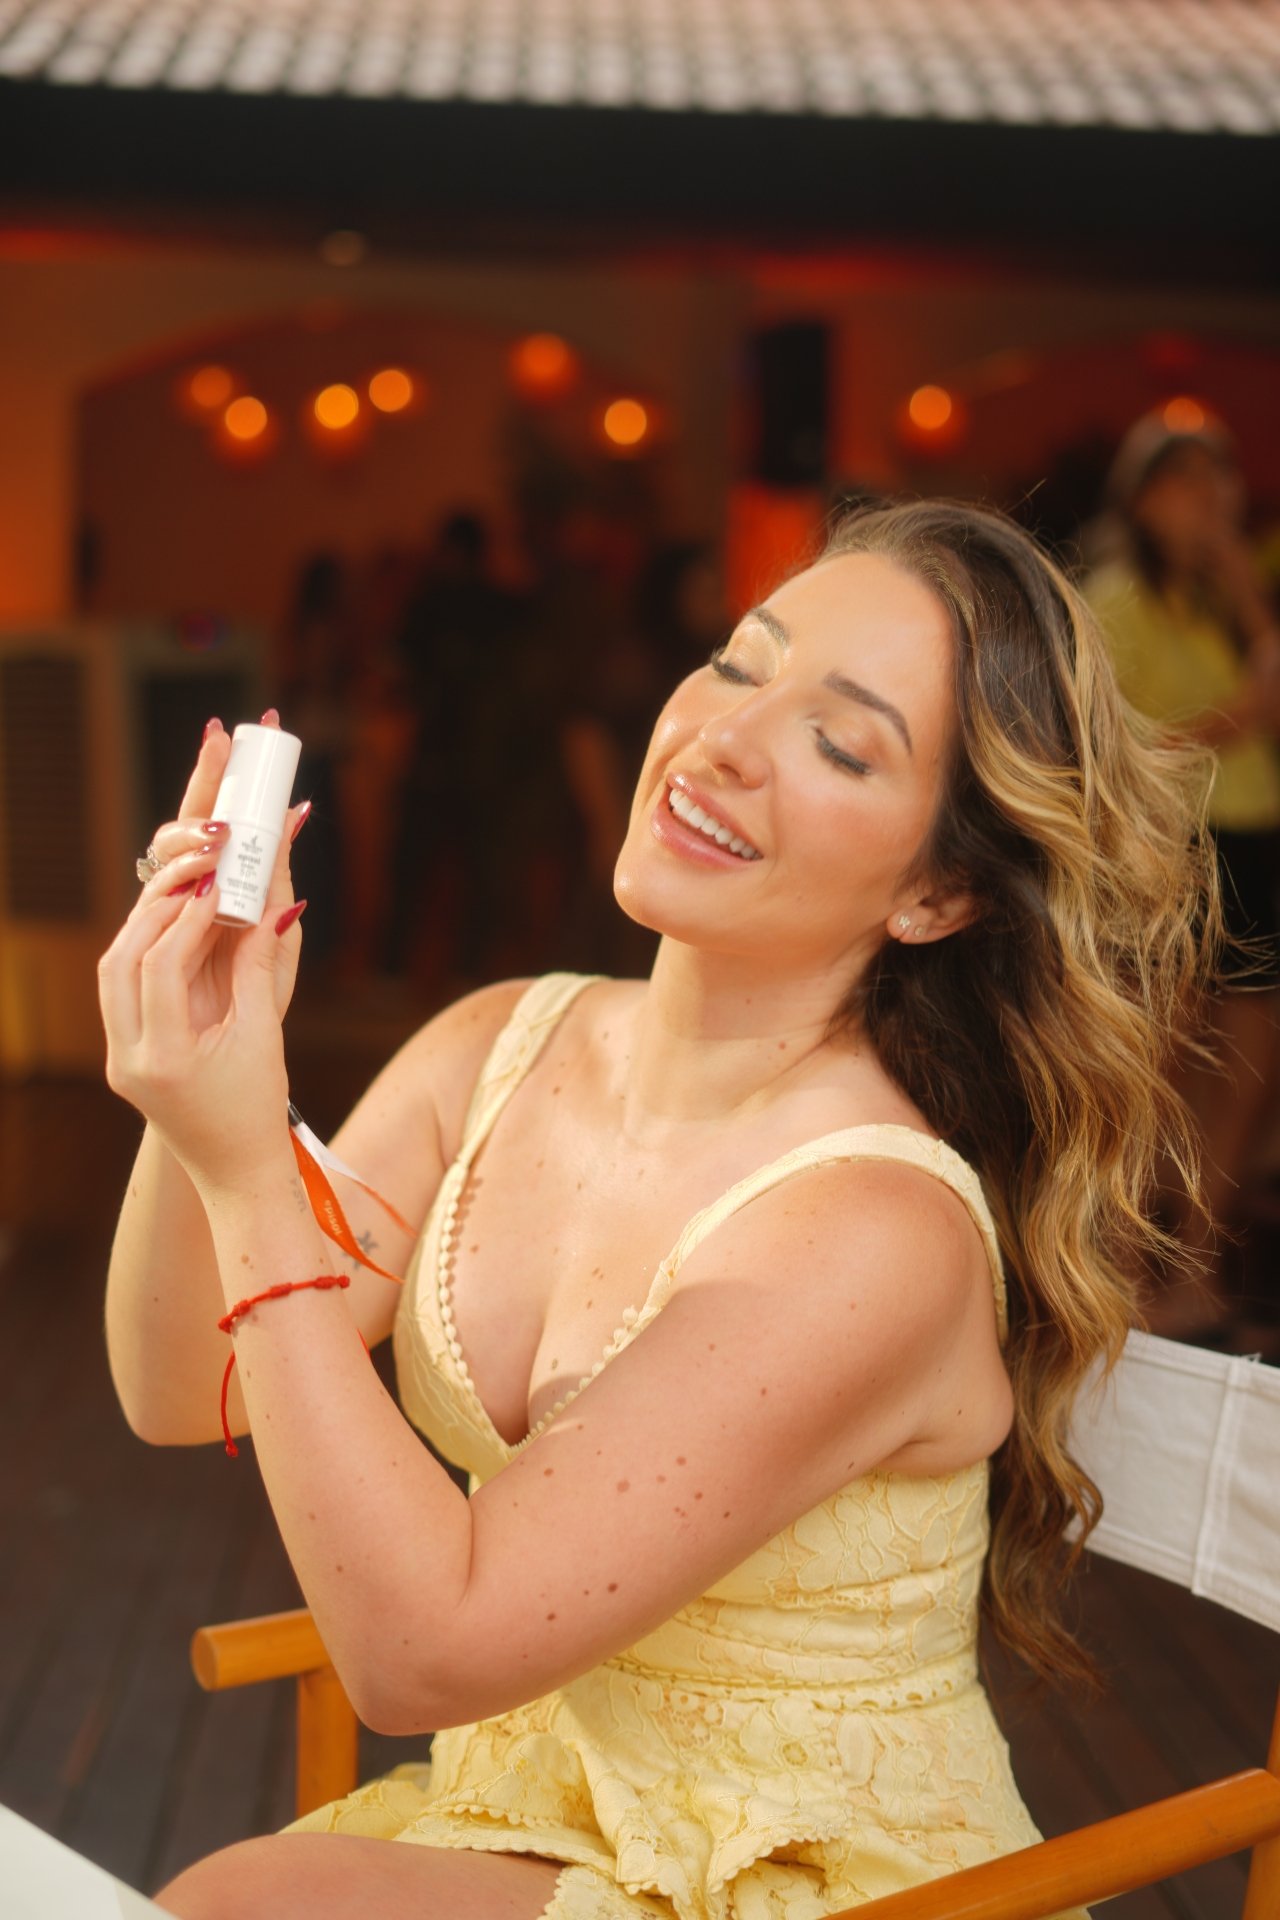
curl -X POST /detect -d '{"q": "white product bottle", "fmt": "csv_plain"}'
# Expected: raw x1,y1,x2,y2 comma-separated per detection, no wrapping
209,723,302,928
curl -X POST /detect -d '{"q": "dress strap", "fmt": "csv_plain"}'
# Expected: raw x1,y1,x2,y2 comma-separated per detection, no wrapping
646,1123,1008,1343
458,973,603,1161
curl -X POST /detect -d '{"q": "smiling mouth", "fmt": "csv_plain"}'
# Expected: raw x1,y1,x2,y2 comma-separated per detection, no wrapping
667,786,762,859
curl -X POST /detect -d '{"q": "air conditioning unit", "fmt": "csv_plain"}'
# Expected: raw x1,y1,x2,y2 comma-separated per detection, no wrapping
0,621,262,1076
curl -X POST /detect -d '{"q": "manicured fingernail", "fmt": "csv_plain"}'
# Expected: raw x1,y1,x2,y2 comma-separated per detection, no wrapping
289,800,313,844
260,707,280,726
196,871,216,899
203,717,223,743
167,879,197,897
275,899,307,937
201,820,229,836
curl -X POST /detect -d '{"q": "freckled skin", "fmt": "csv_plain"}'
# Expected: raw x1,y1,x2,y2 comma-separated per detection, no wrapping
616,1480,631,1492
544,1468,554,1477
607,1582,618,1593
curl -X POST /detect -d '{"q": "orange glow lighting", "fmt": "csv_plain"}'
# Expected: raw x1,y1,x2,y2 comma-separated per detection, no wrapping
368,368,414,413
907,385,954,432
602,398,649,448
510,333,579,399
314,383,360,430
1163,395,1207,434
188,364,234,411
224,396,269,442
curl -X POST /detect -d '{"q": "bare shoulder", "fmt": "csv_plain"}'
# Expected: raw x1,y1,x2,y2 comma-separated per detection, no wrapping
673,1148,999,1379
688,1150,988,1289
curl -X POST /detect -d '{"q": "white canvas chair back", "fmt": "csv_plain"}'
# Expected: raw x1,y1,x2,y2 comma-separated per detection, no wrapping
1069,1328,1280,1631
847,1332,1280,1917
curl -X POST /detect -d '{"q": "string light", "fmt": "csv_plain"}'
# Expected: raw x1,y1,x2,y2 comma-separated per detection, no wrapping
368,368,414,413
510,333,579,400
223,396,269,442
1162,395,1207,434
907,385,954,431
313,383,360,430
187,365,235,411
601,398,650,449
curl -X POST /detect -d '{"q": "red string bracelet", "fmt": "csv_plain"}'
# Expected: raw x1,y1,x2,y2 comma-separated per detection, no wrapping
217,1275,350,1458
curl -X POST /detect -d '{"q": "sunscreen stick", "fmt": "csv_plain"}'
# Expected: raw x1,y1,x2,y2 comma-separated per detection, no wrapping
209,723,302,928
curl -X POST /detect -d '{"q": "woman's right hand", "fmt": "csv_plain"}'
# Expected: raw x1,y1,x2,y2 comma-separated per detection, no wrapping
133,713,311,1035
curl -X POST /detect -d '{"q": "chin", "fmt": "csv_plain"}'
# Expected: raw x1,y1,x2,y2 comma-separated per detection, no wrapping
611,858,752,955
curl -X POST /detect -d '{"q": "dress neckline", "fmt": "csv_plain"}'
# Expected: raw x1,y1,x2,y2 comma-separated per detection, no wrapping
430,976,1006,1458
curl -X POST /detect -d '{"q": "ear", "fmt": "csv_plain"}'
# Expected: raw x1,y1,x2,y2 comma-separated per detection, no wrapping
886,885,979,946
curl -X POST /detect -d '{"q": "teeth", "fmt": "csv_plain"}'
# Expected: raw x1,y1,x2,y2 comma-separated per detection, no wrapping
667,787,760,860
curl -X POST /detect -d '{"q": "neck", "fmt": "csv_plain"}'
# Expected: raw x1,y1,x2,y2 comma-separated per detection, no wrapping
617,939,865,1134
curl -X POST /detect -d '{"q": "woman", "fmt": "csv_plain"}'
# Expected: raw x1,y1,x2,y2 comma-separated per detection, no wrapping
100,501,1216,1920
1087,415,1280,1340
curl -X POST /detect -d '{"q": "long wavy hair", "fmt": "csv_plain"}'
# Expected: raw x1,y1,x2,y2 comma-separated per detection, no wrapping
821,500,1221,1689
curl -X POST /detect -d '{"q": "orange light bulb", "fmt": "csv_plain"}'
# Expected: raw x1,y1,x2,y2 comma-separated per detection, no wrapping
188,364,234,411
602,398,649,448
907,385,953,432
1162,395,1207,434
223,396,268,442
314,383,360,430
510,333,579,400
368,368,414,413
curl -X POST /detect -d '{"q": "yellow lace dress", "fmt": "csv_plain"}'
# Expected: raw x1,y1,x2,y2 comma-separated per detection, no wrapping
292,974,1084,1920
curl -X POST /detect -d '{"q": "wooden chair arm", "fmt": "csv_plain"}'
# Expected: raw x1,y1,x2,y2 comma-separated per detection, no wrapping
190,1607,359,1820
190,1607,329,1691
831,1769,1280,1920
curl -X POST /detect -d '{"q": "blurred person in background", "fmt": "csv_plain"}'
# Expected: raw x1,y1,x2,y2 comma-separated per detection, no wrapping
1087,413,1280,1349
386,510,525,987
274,550,357,972
560,540,731,976
334,545,419,987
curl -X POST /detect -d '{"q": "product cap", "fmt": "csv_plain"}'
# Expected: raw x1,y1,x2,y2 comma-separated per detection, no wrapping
214,724,302,831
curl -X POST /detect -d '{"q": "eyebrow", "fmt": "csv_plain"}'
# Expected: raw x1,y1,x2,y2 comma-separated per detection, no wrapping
744,605,915,756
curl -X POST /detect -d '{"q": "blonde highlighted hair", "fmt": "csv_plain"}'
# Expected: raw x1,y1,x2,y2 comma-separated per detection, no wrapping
822,500,1221,1689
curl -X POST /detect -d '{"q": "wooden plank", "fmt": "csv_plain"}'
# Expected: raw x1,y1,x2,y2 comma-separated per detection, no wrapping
148,1477,302,1889
58,1446,249,1890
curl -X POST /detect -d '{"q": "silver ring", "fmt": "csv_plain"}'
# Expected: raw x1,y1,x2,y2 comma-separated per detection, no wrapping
135,844,162,885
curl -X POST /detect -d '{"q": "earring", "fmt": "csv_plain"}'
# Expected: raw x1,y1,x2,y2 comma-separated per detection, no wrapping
896,913,911,933
914,925,926,938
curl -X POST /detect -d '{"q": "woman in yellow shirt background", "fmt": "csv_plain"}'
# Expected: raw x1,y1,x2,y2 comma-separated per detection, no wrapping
1089,412,1280,1348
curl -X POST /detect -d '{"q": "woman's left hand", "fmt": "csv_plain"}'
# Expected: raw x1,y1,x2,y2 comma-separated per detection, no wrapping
99,851,300,1198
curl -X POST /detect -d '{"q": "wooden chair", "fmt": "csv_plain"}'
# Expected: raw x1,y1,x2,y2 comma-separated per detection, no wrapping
192,1331,1280,1912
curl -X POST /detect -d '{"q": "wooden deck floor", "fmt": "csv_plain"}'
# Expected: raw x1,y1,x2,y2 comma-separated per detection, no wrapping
2,1065,1276,1916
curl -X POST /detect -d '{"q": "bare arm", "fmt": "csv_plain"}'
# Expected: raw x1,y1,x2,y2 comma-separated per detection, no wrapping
100,714,531,1443
105,979,532,1446
190,1156,1002,1735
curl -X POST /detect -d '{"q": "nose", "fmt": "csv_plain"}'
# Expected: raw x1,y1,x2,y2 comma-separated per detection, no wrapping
696,692,770,789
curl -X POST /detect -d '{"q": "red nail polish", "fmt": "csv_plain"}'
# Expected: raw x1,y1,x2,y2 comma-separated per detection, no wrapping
260,707,280,726
201,820,229,836
289,800,313,844
196,872,216,899
275,899,307,937
203,717,224,744
167,879,197,897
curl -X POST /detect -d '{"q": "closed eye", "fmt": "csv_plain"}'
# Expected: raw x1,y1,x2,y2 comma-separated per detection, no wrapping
709,648,754,686
816,732,871,777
